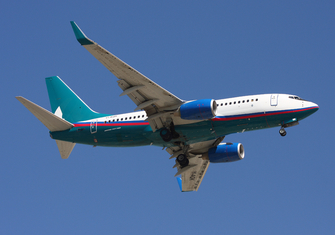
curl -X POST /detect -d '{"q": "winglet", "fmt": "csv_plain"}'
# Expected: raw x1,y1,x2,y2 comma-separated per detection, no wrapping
70,21,94,45
176,177,183,191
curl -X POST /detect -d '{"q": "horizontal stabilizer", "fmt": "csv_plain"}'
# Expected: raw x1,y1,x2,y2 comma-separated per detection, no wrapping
56,140,75,159
16,96,73,132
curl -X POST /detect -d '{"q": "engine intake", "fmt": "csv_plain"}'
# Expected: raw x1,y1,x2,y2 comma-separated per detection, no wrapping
205,143,245,163
179,99,217,120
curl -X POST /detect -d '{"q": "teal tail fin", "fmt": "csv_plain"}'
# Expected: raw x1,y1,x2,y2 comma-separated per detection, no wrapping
45,76,108,123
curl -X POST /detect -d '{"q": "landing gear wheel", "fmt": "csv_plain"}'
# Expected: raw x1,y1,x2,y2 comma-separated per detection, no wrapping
176,154,189,168
160,128,172,142
279,128,287,136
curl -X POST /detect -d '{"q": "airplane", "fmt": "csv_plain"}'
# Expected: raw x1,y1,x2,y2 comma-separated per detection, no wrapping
16,22,319,192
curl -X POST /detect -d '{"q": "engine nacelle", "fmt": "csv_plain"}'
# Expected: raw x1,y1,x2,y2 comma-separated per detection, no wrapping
179,99,217,120
206,143,245,163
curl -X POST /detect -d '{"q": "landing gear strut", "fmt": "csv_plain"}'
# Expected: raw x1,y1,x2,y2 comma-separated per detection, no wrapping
176,154,189,168
279,127,287,136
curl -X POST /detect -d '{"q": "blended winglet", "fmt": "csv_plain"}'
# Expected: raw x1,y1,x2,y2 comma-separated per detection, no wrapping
70,21,94,45
176,177,183,192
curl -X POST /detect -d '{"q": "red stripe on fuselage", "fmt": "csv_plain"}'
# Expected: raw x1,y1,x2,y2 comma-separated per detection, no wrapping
212,106,319,121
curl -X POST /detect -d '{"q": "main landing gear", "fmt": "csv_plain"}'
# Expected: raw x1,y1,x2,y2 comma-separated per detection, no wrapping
279,127,287,136
160,123,180,142
160,128,172,142
176,154,189,168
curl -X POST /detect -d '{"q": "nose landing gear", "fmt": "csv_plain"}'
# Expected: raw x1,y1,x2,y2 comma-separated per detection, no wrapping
279,127,287,136
279,119,299,137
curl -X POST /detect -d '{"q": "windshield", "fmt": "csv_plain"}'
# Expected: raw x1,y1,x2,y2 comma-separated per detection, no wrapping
289,95,306,101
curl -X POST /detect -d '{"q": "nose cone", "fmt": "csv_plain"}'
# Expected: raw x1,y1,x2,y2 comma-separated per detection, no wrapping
305,101,319,115
310,101,319,110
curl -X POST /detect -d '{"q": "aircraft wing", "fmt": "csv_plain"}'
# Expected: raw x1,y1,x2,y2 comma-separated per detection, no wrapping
176,157,210,192
167,137,225,192
70,21,184,132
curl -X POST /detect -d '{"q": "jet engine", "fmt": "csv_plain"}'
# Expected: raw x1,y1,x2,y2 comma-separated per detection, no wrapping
179,99,217,120
204,143,245,163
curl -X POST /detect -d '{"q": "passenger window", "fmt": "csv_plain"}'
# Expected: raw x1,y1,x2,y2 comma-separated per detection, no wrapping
129,117,132,120
234,101,236,104
225,103,227,105
229,102,232,105
221,103,223,106
247,100,249,102
113,119,115,122
125,117,127,120
134,116,136,119
142,115,144,117
242,100,245,103
138,115,140,118
117,119,119,121
256,98,258,101
238,101,240,104
251,99,254,102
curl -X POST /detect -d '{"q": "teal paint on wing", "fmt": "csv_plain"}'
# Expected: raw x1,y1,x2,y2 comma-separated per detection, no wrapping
70,21,94,45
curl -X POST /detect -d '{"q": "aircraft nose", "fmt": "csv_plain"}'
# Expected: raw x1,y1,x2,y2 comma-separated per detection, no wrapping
307,101,319,112
311,102,319,109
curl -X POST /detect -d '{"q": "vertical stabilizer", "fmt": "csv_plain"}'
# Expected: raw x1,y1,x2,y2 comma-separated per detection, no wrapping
45,76,108,123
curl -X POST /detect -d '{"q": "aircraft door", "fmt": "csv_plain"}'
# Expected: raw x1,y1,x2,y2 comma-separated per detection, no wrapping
90,120,98,134
270,94,278,106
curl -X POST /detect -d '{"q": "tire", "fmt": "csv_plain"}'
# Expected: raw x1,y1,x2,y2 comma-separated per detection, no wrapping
177,154,189,168
279,129,287,136
160,128,172,142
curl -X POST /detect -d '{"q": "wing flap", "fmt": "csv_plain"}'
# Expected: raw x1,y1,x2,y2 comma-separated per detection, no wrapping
178,157,210,192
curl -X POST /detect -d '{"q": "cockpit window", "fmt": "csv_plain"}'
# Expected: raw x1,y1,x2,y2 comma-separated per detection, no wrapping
289,96,306,101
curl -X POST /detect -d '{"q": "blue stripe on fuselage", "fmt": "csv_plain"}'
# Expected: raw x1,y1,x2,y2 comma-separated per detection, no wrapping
213,106,319,121
50,106,318,147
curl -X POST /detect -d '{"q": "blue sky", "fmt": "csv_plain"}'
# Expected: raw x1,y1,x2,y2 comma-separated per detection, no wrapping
1,1,334,234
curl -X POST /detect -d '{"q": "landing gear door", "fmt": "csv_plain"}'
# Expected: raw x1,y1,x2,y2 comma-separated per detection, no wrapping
90,120,98,134
270,94,278,106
